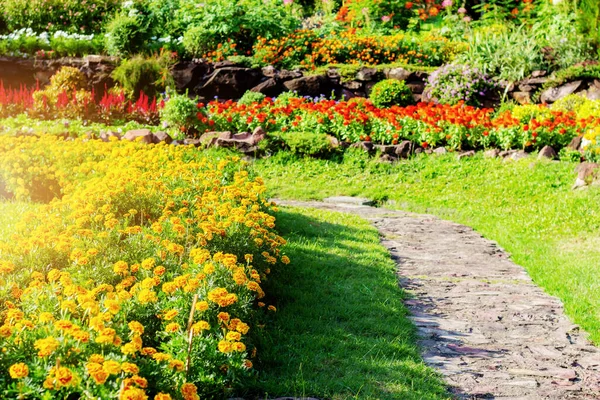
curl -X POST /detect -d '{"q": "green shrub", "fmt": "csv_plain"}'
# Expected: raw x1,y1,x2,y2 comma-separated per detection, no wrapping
0,0,118,33
238,91,266,105
278,131,339,157
160,92,200,138
274,91,302,106
425,64,497,107
112,55,174,98
104,14,148,57
369,79,413,108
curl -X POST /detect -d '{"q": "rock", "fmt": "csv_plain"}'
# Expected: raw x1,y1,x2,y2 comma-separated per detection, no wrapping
512,91,532,105
386,67,411,81
379,154,397,163
99,130,121,142
261,65,277,77
276,70,303,82
510,150,529,161
373,145,398,156
573,162,599,189
196,67,262,99
395,140,413,158
216,126,266,151
250,78,280,96
433,147,447,155
152,131,172,144
406,82,425,94
252,126,266,144
326,135,339,148
326,68,341,84
567,136,583,151
172,62,209,92
199,131,232,147
123,129,153,144
518,84,534,92
214,60,237,69
585,86,600,101
342,80,362,91
499,149,518,158
457,150,476,159
523,77,549,85
351,141,374,153
538,145,557,160
356,67,378,82
283,75,329,97
484,149,501,158
183,138,202,147
532,70,547,78
414,147,425,155
364,82,377,97
540,80,582,104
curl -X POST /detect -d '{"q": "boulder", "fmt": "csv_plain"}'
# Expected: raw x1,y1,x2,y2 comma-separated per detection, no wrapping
172,61,209,92
351,141,375,153
283,75,329,97
379,154,397,163
499,150,518,158
196,67,262,99
433,147,448,155
215,126,266,151
326,68,341,85
511,91,532,105
573,162,600,189
250,78,281,96
406,82,425,94
484,149,500,158
509,150,529,161
124,129,153,144
386,67,411,81
199,131,232,147
183,138,202,147
567,136,583,151
99,130,121,142
261,65,277,77
326,135,340,149
537,145,557,160
152,131,172,144
374,145,398,156
540,81,582,104
395,140,413,158
356,67,378,82
531,70,547,78
457,150,476,159
276,70,303,82
342,80,362,91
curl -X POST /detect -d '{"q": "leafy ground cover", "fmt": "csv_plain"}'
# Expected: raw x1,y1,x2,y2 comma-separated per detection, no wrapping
0,202,37,241
242,207,449,400
253,150,600,343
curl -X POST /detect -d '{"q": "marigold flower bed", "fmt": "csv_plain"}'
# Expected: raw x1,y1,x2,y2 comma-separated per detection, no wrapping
0,136,287,399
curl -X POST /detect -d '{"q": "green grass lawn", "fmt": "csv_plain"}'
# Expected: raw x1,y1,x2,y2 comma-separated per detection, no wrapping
253,150,600,344
244,207,449,400
0,201,37,241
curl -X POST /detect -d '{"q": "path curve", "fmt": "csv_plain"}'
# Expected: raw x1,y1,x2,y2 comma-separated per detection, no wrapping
276,198,600,399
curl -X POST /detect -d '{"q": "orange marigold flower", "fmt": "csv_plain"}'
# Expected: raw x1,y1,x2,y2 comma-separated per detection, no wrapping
9,363,28,379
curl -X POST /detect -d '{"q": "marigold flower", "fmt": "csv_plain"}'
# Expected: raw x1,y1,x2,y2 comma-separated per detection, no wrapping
165,322,181,332
181,382,200,400
34,336,60,357
9,363,28,379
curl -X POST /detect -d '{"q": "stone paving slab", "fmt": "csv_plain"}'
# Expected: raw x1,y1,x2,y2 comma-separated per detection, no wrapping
275,199,600,399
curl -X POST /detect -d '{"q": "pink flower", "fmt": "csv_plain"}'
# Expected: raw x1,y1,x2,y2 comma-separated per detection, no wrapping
441,0,452,8
462,16,472,22
283,0,293,5
457,7,467,14
381,15,391,22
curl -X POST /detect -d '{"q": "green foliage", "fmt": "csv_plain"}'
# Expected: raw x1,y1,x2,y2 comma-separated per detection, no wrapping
179,0,300,56
369,79,413,108
112,55,174,98
276,131,339,157
159,92,199,138
535,64,600,101
104,14,149,57
0,0,118,33
425,64,496,107
238,91,266,106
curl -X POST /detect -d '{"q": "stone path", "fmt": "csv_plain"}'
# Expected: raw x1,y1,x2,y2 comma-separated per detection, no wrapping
276,198,600,399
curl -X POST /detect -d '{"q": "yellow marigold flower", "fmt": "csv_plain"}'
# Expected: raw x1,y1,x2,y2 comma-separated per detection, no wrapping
218,340,234,353
244,254,253,263
226,331,241,341
61,300,77,313
268,305,277,312
165,323,180,333
104,299,121,314
113,260,129,275
169,359,185,372
141,347,157,356
6,309,24,322
39,312,55,323
34,336,60,357
152,352,172,362
0,325,12,338
141,258,155,270
162,281,178,294
89,354,105,363
281,255,290,264
181,382,200,400
195,301,209,312
233,342,246,352
119,387,148,400
154,394,172,400
91,369,109,385
243,359,253,369
247,281,260,292
9,363,28,379
162,309,179,320
217,312,230,322
203,263,215,275
153,266,166,276
137,289,157,304
258,302,265,308
128,321,144,335
191,320,210,333
121,362,140,375
103,360,121,375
